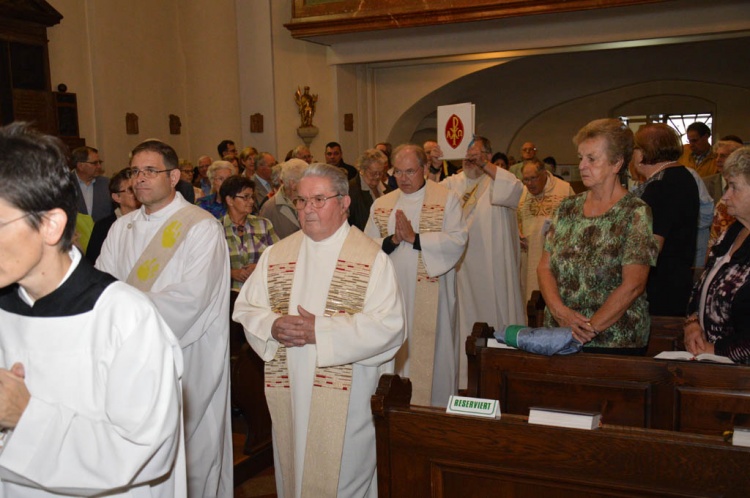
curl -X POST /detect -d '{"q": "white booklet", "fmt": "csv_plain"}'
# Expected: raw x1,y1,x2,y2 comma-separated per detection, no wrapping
486,338,516,349
654,351,734,364
528,407,602,430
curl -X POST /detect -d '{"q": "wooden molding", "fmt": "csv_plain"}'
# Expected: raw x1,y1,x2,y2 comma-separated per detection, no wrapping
286,0,668,39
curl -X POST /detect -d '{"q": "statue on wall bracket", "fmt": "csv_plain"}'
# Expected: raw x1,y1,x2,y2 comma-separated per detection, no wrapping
295,86,318,146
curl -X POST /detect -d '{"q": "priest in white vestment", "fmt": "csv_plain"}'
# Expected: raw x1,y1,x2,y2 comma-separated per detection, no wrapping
365,144,467,407
0,123,186,497
233,163,405,498
517,159,575,303
96,140,232,498
441,137,526,390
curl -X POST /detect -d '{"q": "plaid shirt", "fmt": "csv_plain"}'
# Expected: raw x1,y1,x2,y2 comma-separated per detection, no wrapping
221,214,279,289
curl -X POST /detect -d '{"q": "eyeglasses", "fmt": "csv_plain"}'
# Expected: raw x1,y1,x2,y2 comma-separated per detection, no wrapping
393,168,421,178
116,187,135,194
0,212,32,231
83,160,104,166
127,167,176,179
233,194,254,202
522,175,541,183
292,194,341,210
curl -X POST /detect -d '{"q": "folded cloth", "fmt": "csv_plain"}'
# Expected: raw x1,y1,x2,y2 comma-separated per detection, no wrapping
494,325,583,356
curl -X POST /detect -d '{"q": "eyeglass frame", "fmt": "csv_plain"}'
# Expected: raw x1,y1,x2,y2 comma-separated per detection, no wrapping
0,212,34,231
392,167,422,178
233,193,254,202
292,194,342,210
82,159,104,166
127,167,177,179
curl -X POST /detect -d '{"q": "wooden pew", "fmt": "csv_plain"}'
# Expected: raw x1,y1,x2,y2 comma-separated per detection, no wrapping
466,323,750,435
373,374,750,498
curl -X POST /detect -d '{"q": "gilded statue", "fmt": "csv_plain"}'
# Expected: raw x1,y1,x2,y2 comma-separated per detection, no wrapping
295,86,318,128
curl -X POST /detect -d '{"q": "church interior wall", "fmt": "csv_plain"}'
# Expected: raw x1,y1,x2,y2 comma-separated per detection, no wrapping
39,0,750,176
46,0,243,173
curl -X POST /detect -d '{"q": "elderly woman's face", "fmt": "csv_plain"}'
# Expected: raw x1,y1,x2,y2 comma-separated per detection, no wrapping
228,187,255,218
723,173,750,221
578,136,620,190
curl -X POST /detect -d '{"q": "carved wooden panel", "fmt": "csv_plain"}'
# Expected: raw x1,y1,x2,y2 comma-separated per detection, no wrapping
287,0,669,38
12,88,55,134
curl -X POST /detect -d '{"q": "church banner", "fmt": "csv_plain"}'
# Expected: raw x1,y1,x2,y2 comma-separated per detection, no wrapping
437,102,475,160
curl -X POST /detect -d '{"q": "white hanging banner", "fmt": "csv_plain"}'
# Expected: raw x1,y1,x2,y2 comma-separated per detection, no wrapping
437,103,475,160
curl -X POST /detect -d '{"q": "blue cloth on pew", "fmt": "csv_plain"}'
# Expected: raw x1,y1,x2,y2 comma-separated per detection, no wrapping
494,325,583,355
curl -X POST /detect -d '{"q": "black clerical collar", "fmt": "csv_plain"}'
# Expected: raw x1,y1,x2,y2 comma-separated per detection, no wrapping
0,257,116,317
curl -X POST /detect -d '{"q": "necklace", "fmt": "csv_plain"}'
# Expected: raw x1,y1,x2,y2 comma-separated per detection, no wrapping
648,161,678,179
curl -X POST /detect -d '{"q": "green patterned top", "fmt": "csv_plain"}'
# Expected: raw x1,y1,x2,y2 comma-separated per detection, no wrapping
543,192,658,349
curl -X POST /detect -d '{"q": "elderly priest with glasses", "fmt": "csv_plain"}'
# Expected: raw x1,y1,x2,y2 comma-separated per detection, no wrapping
96,139,232,498
233,163,405,498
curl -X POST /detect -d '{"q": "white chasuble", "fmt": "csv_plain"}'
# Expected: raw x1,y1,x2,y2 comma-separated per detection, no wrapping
233,223,405,498
442,169,526,390
517,173,575,302
96,193,232,498
365,180,467,406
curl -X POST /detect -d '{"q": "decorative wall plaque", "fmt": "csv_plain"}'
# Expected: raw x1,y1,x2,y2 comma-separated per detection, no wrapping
126,113,139,135
250,113,264,133
169,114,181,135
344,113,353,132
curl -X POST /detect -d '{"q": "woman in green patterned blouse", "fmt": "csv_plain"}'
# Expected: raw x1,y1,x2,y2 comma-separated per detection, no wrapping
220,175,279,290
538,119,659,354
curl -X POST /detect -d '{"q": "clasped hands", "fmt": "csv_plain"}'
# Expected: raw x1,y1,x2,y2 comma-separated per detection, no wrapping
553,306,598,344
231,263,256,283
391,210,416,245
0,363,29,429
271,305,316,347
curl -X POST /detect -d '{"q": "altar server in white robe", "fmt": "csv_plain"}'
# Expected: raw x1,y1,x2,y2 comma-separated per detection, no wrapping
96,140,232,497
441,136,526,390
0,122,186,497
233,163,405,498
365,144,467,407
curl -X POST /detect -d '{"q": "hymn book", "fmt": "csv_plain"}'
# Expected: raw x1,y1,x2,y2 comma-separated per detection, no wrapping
733,427,750,447
654,351,734,364
528,407,602,430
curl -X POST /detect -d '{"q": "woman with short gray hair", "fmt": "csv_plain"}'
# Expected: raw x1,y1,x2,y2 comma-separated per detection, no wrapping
685,147,750,362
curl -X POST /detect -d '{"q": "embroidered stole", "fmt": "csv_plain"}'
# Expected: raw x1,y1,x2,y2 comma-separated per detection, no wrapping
265,228,378,497
125,206,214,292
372,182,447,405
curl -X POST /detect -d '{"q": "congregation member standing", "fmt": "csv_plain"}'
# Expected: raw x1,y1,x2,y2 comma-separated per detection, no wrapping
348,149,388,230
259,159,307,239
633,123,699,316
0,123,186,497
365,144,467,406
539,119,658,354
441,136,525,391
234,163,405,498
96,139,232,498
70,145,113,222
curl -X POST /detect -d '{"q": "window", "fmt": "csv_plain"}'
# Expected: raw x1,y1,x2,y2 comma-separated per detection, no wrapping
619,113,713,144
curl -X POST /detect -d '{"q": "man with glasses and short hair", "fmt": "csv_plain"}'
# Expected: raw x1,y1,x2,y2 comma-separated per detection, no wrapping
510,141,539,180
70,145,114,222
365,143,467,407
680,122,718,178
96,139,233,498
234,163,405,498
